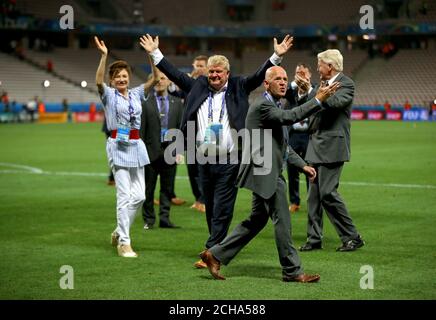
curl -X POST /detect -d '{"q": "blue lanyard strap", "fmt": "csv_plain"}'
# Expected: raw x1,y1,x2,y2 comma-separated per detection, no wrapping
208,89,227,124
263,92,282,108
115,90,135,125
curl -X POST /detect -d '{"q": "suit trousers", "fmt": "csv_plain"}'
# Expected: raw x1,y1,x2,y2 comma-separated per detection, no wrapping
306,162,358,244
113,165,145,245
142,156,176,226
210,176,303,277
286,132,309,205
187,163,204,203
198,162,240,249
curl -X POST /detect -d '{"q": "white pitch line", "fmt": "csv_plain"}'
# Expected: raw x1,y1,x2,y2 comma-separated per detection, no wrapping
1,163,436,190
340,181,436,189
0,162,43,174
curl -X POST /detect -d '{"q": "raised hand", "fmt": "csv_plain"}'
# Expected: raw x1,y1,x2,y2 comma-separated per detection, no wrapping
273,35,293,57
139,34,159,53
315,81,341,102
94,36,108,56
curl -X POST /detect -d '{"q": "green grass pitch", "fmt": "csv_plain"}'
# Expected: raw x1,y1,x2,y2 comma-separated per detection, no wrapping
0,121,435,299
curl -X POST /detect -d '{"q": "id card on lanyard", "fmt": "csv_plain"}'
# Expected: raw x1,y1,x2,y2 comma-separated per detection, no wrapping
115,91,135,144
203,91,226,145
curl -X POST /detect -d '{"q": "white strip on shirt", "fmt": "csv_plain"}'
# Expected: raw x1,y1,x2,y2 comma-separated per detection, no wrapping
100,83,150,167
196,84,234,153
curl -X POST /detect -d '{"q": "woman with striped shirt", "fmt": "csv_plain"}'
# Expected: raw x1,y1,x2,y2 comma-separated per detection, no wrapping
95,36,158,257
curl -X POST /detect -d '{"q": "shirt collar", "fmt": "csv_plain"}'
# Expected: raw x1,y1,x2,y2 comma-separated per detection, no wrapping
264,91,282,107
327,72,341,85
209,81,228,94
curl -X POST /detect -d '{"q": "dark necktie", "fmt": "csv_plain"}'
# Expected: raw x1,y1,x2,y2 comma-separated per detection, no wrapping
158,96,168,129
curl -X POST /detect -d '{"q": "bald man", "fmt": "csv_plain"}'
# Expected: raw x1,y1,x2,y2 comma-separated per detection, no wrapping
199,66,339,282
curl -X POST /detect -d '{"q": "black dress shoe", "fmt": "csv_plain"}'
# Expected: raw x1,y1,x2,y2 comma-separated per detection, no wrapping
159,222,181,229
299,242,322,252
336,236,365,252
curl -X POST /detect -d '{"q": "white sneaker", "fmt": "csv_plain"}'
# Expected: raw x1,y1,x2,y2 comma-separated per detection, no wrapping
117,244,138,258
143,223,153,230
111,231,119,247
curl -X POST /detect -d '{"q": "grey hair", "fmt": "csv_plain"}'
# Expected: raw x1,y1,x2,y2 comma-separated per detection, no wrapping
317,49,343,72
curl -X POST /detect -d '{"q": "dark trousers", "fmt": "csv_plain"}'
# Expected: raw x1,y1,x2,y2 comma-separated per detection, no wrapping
210,176,303,277
286,132,309,205
306,162,359,244
142,156,176,226
198,162,240,249
187,163,204,203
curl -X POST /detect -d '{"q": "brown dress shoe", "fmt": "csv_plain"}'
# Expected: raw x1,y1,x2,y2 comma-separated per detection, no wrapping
190,201,206,213
289,204,300,213
283,273,320,283
153,199,159,205
194,259,207,269
171,197,186,205
199,250,225,280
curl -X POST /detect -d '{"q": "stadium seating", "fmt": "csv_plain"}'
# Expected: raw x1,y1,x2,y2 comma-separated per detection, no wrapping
0,52,99,104
354,49,436,106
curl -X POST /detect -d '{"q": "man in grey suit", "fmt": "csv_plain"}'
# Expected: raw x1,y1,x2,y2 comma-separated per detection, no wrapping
299,49,365,252
199,66,339,282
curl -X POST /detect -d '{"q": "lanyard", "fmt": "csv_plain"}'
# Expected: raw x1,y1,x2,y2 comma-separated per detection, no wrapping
115,90,135,125
208,89,227,124
263,92,282,108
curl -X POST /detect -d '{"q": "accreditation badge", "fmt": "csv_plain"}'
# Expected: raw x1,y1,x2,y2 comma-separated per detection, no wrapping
116,122,131,144
203,123,223,145
161,128,171,143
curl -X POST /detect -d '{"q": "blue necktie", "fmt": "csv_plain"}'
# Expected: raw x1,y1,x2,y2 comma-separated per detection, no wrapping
158,96,168,129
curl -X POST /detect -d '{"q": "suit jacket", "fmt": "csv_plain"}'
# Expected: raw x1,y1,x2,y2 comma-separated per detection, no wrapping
140,94,184,162
156,57,275,135
236,95,322,199
304,73,354,164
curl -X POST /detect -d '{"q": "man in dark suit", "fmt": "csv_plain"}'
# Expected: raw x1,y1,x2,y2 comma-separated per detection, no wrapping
140,71,184,229
299,49,365,252
199,66,339,282
140,33,294,269
284,63,313,213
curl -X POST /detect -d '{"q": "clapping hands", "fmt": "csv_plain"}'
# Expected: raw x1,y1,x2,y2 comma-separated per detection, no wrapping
315,82,341,102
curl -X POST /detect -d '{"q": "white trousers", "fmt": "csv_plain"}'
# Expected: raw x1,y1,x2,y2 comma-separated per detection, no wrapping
113,166,145,245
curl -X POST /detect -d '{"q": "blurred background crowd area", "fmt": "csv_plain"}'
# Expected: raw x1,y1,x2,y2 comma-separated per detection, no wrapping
0,0,435,123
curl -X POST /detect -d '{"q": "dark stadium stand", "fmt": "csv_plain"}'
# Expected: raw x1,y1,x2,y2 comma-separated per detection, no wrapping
0,0,435,111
